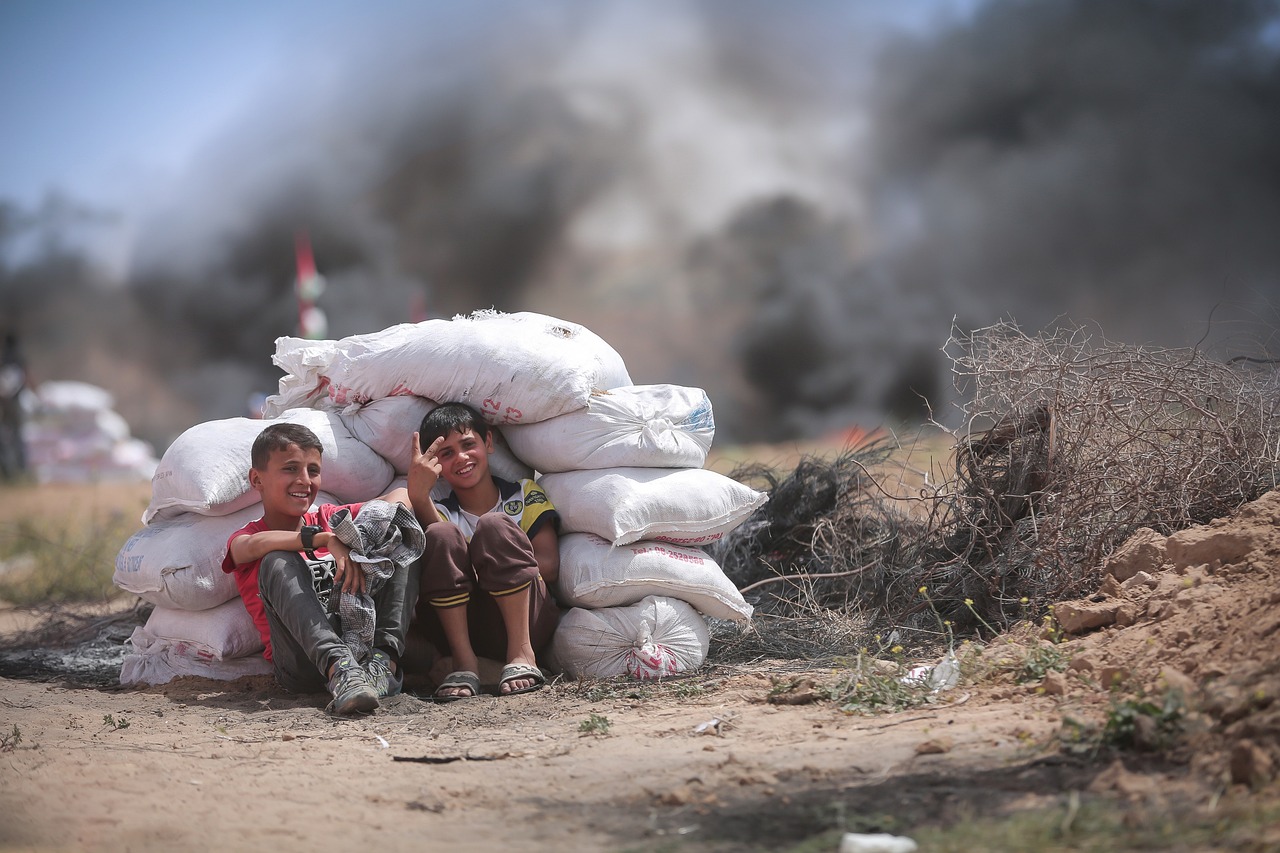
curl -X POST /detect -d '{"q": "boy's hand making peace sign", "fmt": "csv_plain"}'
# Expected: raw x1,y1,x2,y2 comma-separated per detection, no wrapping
406,432,445,526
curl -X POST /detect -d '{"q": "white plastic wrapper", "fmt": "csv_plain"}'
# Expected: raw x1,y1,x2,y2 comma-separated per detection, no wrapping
539,467,766,547
143,408,394,524
500,384,715,473
549,596,710,680
264,310,632,425
555,533,753,622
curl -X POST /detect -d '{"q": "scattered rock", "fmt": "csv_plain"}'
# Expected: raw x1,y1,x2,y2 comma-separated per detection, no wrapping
768,679,821,705
1055,601,1118,634
1165,528,1254,572
1121,570,1158,591
1105,528,1167,581
1068,655,1097,673
1157,667,1197,704
1099,667,1130,690
1114,602,1140,627
1089,759,1161,799
1041,671,1068,696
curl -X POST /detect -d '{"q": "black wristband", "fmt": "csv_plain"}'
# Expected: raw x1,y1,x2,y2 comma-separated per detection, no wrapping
300,524,321,560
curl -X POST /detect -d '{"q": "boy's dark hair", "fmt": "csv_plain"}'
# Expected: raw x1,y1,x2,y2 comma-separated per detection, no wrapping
418,402,490,446
251,422,324,470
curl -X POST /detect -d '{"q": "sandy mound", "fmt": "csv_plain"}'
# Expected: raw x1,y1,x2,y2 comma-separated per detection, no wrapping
1014,488,1280,788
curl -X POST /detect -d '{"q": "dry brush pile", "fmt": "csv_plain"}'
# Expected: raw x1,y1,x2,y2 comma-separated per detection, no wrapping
713,320,1280,655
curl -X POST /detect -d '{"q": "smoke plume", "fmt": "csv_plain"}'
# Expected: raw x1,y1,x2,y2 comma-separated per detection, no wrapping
6,0,1280,449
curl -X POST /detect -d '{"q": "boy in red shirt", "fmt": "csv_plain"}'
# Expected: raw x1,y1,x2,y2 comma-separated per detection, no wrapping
222,422,425,714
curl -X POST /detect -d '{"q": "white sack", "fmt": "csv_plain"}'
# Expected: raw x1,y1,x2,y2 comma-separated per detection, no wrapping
338,395,437,473
143,408,394,524
114,509,245,610
120,626,272,686
143,598,264,660
549,596,710,680
263,310,632,425
555,533,753,622
500,384,715,473
116,493,343,610
540,467,767,548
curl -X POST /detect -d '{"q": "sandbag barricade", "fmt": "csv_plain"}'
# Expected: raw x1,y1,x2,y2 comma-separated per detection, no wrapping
116,311,762,685
24,380,159,484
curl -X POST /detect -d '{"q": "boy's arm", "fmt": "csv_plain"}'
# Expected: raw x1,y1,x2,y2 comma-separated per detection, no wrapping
228,528,311,565
228,528,352,565
405,431,445,527
529,524,559,584
229,527,363,593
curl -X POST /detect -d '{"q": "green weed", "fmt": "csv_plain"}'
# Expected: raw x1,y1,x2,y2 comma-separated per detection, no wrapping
101,714,129,731
578,713,611,736
1017,642,1069,684
1102,692,1185,750
1060,689,1187,754
1,724,20,751
826,651,936,716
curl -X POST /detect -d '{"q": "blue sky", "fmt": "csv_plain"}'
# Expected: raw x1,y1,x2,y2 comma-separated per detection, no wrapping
0,0,390,209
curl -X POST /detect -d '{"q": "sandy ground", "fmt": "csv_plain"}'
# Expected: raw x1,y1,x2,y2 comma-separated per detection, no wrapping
1,659,1072,852
3,490,1280,851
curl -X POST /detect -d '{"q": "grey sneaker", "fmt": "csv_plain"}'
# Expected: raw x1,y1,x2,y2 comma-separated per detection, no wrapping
326,652,379,715
363,649,403,699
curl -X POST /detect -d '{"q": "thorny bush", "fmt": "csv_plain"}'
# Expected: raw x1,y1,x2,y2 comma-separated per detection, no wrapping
712,320,1280,659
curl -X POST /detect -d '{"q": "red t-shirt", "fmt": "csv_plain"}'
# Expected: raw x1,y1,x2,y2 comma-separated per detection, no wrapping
221,503,360,662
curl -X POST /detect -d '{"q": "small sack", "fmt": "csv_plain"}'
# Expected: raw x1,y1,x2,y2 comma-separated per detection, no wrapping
548,596,710,680
539,467,767,547
500,384,715,473
555,532,752,622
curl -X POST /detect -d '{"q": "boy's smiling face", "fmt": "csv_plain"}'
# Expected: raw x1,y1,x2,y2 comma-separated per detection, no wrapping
434,427,493,492
250,443,322,519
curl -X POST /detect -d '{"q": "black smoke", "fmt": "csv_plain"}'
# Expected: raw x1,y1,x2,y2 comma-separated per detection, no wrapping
696,0,1280,437
9,0,1280,449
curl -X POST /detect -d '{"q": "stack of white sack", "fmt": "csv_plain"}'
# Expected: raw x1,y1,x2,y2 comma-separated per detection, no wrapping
117,405,398,685
504,384,766,680
23,380,159,484
113,312,766,685
116,310,632,685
